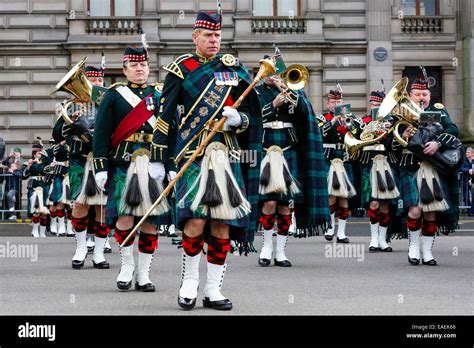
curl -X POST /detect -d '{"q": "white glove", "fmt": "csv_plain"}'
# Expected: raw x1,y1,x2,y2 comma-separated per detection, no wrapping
222,106,242,131
95,171,108,192
167,171,177,182
149,162,166,183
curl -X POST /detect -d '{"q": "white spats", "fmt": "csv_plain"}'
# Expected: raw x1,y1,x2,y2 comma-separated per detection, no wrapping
408,230,421,260
39,225,47,238
421,236,435,262
66,218,74,236
93,237,107,264
203,262,228,302
179,252,201,300
275,234,289,262
378,226,390,250
72,231,87,262
326,212,336,237
136,252,154,286
31,223,39,238
369,223,379,249
117,245,135,283
57,217,66,236
259,229,274,260
50,216,58,234
336,219,347,240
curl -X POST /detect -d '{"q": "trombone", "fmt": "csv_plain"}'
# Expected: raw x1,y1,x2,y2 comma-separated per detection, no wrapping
271,64,309,106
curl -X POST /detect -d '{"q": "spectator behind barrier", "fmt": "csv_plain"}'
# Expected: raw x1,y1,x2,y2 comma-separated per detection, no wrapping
4,162,22,220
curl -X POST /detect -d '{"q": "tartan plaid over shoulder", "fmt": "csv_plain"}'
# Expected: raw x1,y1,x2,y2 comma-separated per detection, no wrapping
294,90,330,236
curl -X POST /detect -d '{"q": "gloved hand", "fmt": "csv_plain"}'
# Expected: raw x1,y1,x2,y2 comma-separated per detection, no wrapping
149,162,166,183
222,106,242,131
167,171,177,182
95,171,108,192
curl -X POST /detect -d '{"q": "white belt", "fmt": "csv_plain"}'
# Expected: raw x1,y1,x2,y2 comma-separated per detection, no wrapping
263,121,294,129
55,161,67,166
363,145,385,151
72,135,81,141
323,143,345,150
402,149,413,154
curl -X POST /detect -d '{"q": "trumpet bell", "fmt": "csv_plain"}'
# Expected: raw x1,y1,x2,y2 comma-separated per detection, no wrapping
54,56,93,103
377,77,422,123
285,64,309,90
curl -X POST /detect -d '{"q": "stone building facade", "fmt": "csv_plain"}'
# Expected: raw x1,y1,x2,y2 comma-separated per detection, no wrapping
1,0,474,154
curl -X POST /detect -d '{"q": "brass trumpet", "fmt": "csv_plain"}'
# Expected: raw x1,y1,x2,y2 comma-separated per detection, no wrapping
271,64,309,106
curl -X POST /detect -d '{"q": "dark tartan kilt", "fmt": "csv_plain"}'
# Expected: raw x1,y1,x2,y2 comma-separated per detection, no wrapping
69,158,86,201
105,164,168,228
399,169,419,209
176,153,249,232
360,163,400,208
259,128,301,204
48,175,64,204
26,180,50,217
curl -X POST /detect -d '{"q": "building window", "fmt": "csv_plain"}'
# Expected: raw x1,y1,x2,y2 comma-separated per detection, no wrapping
253,0,301,17
400,0,440,16
88,0,140,17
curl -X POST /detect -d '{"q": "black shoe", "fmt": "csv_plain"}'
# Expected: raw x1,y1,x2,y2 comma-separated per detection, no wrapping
117,280,133,291
422,259,437,266
258,258,271,267
380,246,393,252
71,260,85,269
178,296,197,310
324,234,334,241
135,282,156,292
202,297,232,310
274,259,292,267
408,255,420,265
87,246,94,253
92,260,110,269
369,246,381,252
103,247,112,254
337,237,349,243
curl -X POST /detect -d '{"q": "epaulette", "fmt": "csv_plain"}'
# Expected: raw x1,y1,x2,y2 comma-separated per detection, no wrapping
434,103,444,110
109,82,127,89
162,54,194,80
316,114,326,123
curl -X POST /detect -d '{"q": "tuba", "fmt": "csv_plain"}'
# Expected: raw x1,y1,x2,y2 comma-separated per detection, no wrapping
52,57,93,142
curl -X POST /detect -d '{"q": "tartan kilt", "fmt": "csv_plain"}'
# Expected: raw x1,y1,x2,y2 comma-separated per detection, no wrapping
176,153,249,232
360,163,400,207
105,164,168,228
259,129,301,204
69,158,86,201
399,169,419,209
48,175,64,204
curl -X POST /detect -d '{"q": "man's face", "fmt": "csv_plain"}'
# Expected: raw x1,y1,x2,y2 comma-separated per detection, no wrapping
410,89,431,110
327,98,343,113
467,150,473,159
10,163,18,171
88,76,104,87
369,101,382,111
192,29,221,58
123,61,150,85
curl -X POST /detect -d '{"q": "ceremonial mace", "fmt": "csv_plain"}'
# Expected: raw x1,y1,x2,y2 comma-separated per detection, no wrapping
119,56,277,248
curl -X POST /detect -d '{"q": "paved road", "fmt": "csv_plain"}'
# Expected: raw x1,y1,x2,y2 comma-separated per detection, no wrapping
0,224,472,315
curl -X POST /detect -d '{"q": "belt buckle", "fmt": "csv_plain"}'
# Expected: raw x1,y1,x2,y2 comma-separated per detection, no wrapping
272,121,283,129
